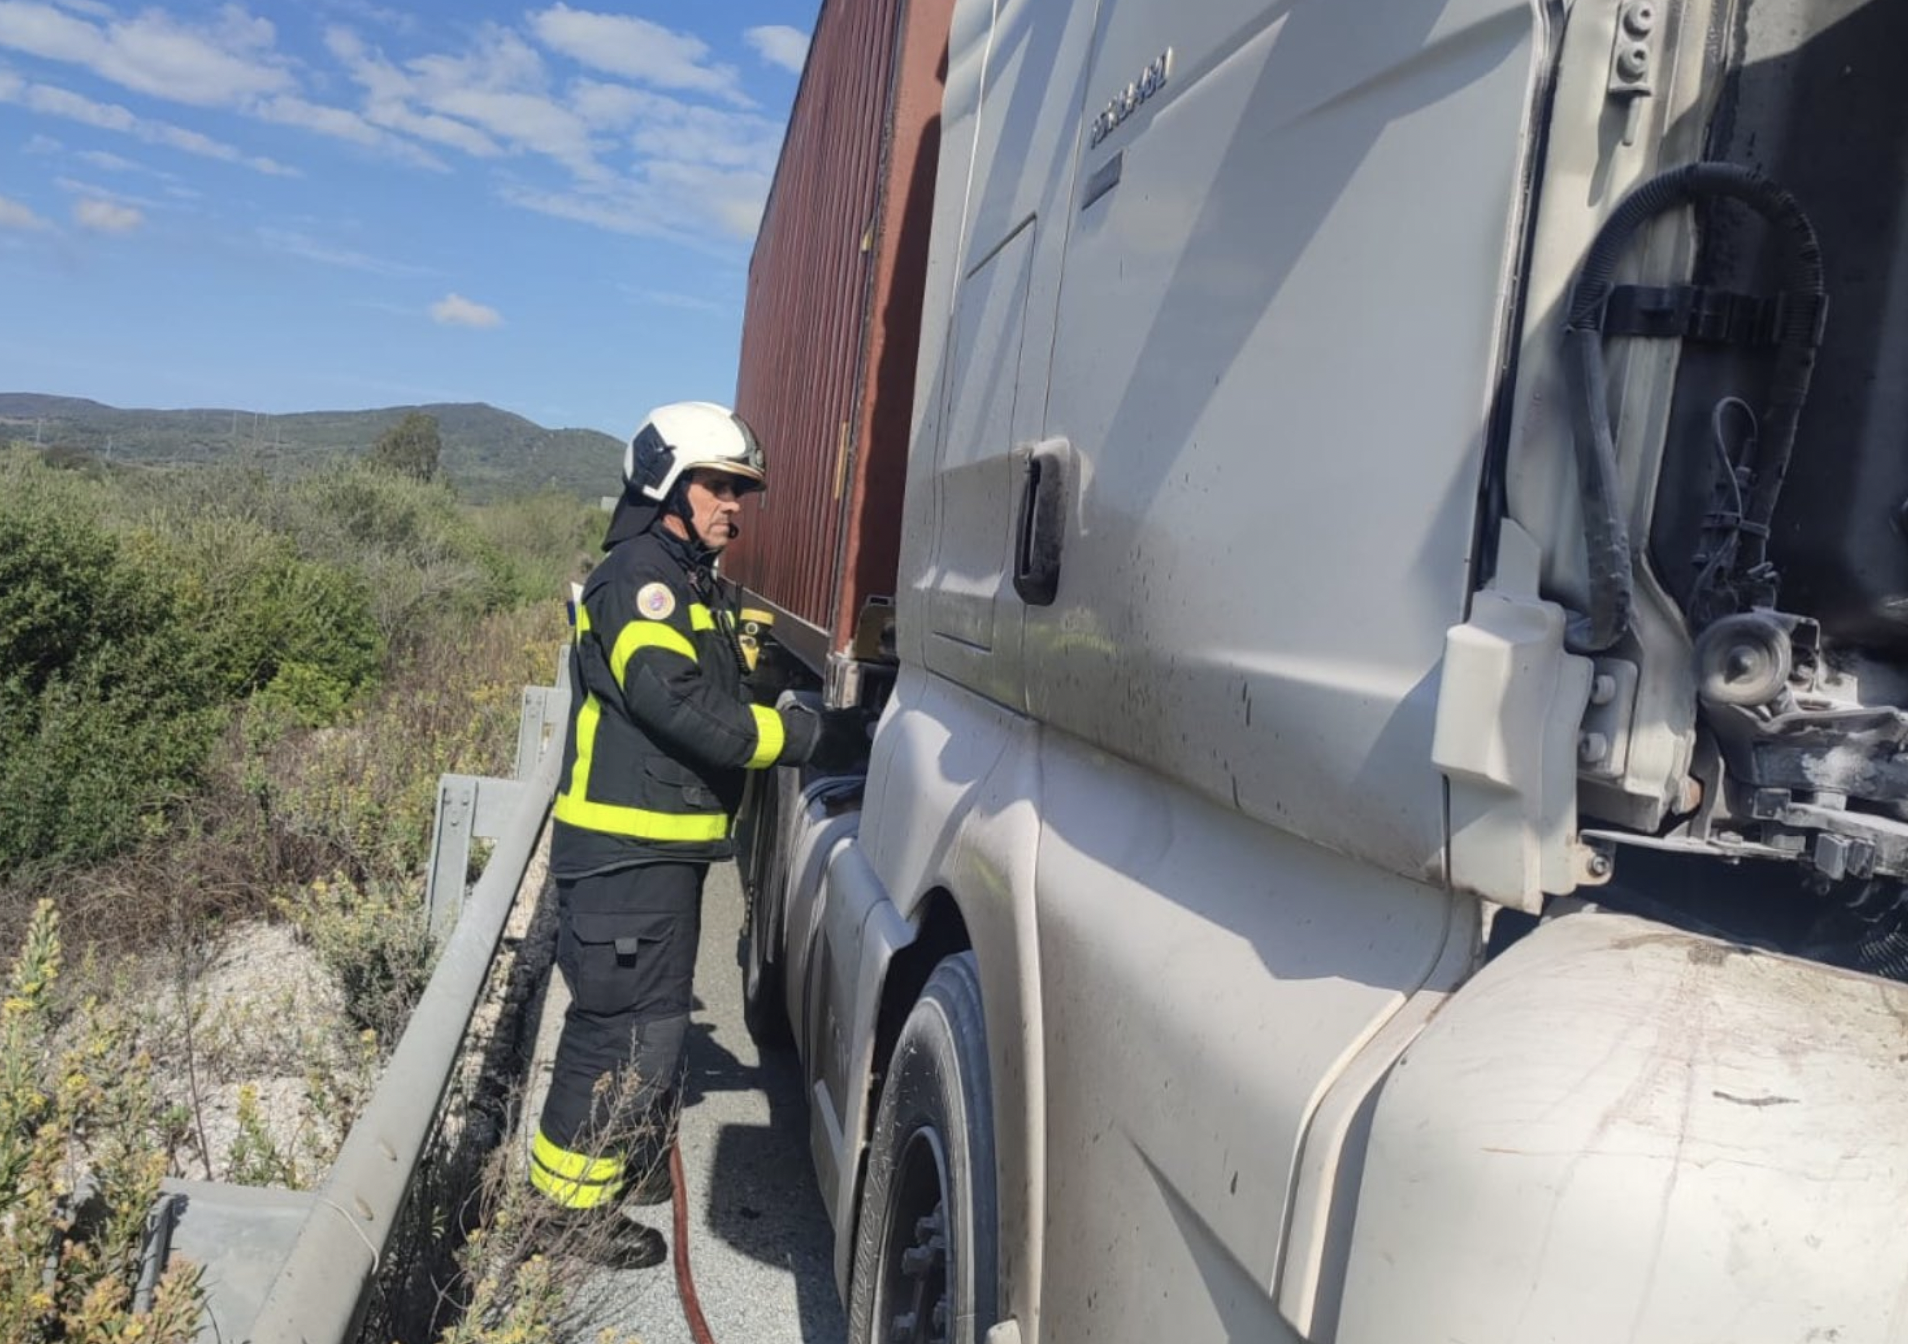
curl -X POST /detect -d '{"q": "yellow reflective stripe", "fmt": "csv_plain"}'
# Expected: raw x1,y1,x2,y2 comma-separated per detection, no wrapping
530,1159,620,1209
746,705,784,769
533,1130,622,1183
576,602,592,639
609,618,697,687
565,693,602,809
558,694,731,841
555,792,731,841
740,607,773,626
689,603,716,632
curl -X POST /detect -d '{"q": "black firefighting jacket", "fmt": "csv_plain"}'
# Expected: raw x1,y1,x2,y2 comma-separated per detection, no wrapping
550,519,815,878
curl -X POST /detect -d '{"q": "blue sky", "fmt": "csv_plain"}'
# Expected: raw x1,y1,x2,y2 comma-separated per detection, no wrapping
0,0,818,435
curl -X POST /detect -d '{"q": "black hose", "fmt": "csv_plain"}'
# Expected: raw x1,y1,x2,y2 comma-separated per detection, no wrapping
1561,162,1826,650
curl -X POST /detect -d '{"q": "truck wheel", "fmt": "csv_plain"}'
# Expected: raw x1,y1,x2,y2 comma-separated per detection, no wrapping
741,880,792,1048
738,768,793,1048
848,952,998,1344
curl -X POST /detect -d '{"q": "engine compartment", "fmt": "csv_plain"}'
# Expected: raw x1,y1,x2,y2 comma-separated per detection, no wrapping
1571,0,1908,977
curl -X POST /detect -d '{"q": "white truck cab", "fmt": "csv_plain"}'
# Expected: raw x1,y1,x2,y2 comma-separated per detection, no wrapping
739,0,1908,1339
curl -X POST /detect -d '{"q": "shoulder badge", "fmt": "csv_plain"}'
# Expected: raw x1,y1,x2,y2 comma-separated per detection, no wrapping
636,581,676,621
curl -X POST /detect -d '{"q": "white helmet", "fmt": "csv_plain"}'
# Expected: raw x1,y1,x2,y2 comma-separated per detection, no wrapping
623,401,766,502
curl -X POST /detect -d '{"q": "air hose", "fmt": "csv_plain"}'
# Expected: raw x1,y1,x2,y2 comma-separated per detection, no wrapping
1561,162,1826,651
671,1140,719,1344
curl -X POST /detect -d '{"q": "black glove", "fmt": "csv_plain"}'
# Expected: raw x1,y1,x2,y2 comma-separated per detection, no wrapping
779,701,823,763
777,699,871,773
810,708,871,774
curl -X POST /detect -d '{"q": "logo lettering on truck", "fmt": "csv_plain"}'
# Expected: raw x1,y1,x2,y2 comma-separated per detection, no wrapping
1090,48,1173,148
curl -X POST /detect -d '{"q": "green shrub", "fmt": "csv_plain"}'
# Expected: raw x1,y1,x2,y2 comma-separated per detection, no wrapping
129,514,383,724
279,874,432,1041
0,901,205,1344
262,603,565,886
370,411,443,484
0,460,224,870
284,464,516,650
465,490,601,607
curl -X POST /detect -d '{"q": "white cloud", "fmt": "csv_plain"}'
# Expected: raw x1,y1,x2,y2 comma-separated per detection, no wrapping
1,6,462,175
408,25,547,95
0,2,294,108
328,24,609,176
313,15,783,245
259,226,435,276
309,0,418,35
744,25,808,75
432,86,600,174
253,94,449,170
55,176,161,209
0,193,54,231
630,101,781,173
77,148,135,170
529,5,748,106
568,78,662,129
326,27,510,159
24,131,61,153
73,196,141,231
499,157,770,245
373,102,500,158
252,94,379,146
430,293,503,328
51,0,115,16
648,159,772,238
2,75,298,174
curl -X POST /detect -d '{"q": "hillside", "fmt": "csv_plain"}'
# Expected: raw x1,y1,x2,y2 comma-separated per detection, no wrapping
0,393,622,502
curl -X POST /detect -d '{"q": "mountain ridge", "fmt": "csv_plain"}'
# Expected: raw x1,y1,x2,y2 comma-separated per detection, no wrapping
0,393,623,502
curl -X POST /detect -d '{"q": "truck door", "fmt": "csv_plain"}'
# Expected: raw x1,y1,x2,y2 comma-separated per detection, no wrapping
1023,0,1550,1337
911,0,1103,710
1025,0,1550,881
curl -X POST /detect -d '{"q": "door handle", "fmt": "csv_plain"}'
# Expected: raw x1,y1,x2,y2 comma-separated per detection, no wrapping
1013,438,1071,606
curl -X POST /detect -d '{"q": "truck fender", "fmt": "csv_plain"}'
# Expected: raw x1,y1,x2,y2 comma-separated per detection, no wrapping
805,834,920,1300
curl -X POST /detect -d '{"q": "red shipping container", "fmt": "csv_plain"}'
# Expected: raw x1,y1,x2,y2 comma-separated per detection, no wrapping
723,0,952,682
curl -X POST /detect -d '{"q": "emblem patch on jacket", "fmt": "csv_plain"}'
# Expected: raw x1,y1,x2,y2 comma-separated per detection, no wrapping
636,582,676,620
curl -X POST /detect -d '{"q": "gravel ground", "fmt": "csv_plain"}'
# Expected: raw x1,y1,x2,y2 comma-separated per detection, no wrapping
524,860,847,1344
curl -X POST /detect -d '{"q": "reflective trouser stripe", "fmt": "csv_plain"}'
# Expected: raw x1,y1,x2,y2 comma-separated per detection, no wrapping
530,1130,623,1209
555,693,731,840
746,704,784,769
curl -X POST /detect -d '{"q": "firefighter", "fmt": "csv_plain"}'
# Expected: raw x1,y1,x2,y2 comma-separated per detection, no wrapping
530,401,857,1267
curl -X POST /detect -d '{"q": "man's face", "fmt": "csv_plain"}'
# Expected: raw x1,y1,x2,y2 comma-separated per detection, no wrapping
680,469,746,551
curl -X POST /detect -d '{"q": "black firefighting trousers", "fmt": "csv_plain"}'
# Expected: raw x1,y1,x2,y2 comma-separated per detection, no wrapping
530,862,705,1209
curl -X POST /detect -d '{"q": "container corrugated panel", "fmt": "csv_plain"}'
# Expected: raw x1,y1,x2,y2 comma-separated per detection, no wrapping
725,0,952,663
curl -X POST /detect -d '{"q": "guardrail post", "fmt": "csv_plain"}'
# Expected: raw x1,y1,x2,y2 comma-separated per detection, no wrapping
515,685,563,780
425,775,477,937
427,674,564,938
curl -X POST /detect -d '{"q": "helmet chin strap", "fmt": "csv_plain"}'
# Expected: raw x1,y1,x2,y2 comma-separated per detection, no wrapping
667,482,719,561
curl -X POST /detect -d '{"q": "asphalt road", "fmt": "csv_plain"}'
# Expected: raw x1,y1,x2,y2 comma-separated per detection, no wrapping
524,860,847,1344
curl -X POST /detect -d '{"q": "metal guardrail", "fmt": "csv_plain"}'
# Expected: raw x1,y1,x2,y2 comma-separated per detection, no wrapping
232,672,569,1344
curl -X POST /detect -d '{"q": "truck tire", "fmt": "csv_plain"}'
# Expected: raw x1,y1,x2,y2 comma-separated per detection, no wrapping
741,876,792,1048
738,767,793,1049
847,952,998,1344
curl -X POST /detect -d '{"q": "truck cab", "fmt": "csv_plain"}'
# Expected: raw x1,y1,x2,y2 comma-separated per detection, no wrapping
729,0,1908,1339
